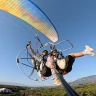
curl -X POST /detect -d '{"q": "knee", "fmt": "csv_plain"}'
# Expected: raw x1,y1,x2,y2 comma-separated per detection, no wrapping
68,54,75,58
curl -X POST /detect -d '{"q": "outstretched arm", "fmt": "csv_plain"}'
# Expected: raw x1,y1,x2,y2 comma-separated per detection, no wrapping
28,52,34,59
28,43,36,56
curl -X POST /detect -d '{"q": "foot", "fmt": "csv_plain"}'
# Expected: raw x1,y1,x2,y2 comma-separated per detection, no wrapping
53,78,62,85
83,45,95,56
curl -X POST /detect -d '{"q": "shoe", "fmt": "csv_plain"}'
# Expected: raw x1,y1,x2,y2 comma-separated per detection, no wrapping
53,78,62,85
84,45,95,56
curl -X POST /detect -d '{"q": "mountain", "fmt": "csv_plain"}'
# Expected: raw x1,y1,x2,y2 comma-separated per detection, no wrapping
70,75,96,86
0,75,96,87
0,81,29,87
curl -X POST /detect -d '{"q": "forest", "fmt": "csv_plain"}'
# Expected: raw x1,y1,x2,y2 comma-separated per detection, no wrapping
0,83,96,96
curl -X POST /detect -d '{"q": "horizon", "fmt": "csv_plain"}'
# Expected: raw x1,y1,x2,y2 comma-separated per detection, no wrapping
0,74,96,87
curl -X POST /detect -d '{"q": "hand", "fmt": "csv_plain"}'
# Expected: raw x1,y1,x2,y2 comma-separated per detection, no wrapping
50,65,54,69
27,42,31,49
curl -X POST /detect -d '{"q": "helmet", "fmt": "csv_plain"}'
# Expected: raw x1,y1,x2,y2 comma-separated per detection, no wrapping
42,50,48,55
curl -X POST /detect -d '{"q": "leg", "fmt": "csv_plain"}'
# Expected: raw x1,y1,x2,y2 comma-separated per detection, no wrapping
46,57,61,85
69,45,95,58
62,45,95,75
51,69,62,85
51,69,58,79
69,52,84,58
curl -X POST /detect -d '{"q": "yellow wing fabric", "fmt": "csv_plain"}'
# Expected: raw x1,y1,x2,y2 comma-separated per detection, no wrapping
0,0,58,42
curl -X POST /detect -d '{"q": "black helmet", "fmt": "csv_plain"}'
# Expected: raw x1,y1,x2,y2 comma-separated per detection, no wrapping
42,50,48,54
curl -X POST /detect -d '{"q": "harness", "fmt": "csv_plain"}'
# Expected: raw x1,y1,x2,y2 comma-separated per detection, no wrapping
40,57,51,77
33,56,51,77
53,52,68,74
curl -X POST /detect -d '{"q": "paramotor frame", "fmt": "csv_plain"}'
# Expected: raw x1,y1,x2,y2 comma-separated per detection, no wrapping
16,38,73,82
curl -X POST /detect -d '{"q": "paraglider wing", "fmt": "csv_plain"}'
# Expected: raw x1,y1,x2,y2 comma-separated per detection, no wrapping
0,0,58,42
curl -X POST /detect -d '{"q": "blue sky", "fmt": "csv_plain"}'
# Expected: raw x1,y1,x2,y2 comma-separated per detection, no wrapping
0,0,96,87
